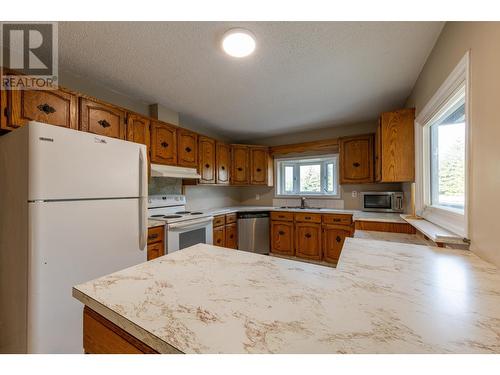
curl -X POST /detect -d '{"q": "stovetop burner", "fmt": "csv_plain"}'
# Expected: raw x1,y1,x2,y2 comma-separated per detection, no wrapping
163,215,183,219
175,211,191,214
190,212,203,215
151,214,165,217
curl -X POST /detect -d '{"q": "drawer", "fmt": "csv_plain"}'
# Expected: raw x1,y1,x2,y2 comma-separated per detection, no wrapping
147,242,164,261
322,214,353,226
270,211,294,222
294,213,321,223
213,215,226,227
147,226,164,244
225,213,237,224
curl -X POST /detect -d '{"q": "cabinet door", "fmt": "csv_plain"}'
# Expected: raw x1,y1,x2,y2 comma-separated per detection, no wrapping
380,108,415,182
375,118,382,182
250,146,268,185
322,225,351,263
147,242,164,261
231,145,249,185
8,89,77,130
126,113,150,154
339,134,374,184
213,225,225,247
0,88,8,131
216,142,231,184
199,136,216,184
177,129,198,168
79,98,126,139
150,120,177,165
225,223,238,249
295,222,322,260
270,221,294,256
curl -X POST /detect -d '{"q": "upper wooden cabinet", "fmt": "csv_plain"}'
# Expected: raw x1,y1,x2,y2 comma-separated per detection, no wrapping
376,108,415,182
79,97,126,139
177,128,198,168
199,136,216,184
231,145,249,185
4,88,78,130
0,89,8,131
126,113,150,153
339,134,374,184
150,120,177,165
216,142,231,184
249,146,269,185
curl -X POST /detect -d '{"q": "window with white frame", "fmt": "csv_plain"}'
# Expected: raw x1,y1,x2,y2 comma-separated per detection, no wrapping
415,52,469,237
275,155,339,197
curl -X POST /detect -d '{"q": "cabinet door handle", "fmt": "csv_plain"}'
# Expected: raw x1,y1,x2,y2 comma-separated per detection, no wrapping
185,147,192,153
230,234,234,239
336,236,341,242
161,141,168,148
216,238,222,244
205,163,210,168
37,103,56,114
278,230,285,235
221,166,225,170
237,167,243,171
353,162,360,167
98,119,111,128
305,233,311,238
256,168,262,172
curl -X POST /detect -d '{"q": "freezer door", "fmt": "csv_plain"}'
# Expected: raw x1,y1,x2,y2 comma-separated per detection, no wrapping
27,199,146,353
28,122,147,200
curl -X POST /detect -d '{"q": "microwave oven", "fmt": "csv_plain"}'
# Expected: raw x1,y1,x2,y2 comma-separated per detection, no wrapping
361,191,404,213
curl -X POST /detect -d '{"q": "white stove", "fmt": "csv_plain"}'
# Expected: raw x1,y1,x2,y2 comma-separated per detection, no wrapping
148,195,213,253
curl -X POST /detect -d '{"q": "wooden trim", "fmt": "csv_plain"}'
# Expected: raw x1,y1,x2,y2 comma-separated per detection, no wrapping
354,220,416,234
83,306,158,354
269,138,339,156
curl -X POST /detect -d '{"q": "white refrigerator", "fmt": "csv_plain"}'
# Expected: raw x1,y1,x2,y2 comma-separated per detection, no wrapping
0,121,148,353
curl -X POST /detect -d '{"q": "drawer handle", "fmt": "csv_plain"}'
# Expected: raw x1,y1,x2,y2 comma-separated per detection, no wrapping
98,119,111,128
278,230,285,235
205,163,210,168
305,233,311,238
333,218,341,222
336,236,341,243
353,162,360,167
256,168,262,172
185,147,192,153
148,234,158,240
229,234,234,239
161,141,169,148
237,167,243,171
305,216,311,220
278,215,285,218
37,103,56,114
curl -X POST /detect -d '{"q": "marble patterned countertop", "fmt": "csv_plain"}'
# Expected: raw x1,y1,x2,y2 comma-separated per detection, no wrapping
73,239,500,353
148,219,165,228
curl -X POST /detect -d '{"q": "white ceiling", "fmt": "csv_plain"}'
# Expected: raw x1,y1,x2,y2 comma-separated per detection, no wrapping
59,22,444,141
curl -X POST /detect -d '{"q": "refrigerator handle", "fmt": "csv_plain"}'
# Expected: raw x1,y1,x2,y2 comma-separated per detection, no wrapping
138,148,148,251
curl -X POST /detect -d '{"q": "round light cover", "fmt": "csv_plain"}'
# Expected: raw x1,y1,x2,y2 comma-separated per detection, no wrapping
222,28,256,58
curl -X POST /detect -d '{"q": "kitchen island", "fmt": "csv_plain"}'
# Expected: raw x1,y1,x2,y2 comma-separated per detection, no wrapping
73,239,500,354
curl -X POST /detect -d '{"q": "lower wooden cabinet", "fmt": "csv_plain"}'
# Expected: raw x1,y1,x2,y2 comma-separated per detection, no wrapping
270,220,294,256
213,225,225,247
213,214,238,249
322,224,352,263
225,223,238,249
294,222,322,260
147,226,165,261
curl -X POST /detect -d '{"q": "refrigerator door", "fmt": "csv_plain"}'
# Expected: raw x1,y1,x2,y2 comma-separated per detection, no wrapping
28,122,147,201
27,199,146,353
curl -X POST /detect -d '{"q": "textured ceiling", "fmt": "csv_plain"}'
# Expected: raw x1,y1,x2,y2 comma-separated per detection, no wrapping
58,22,444,141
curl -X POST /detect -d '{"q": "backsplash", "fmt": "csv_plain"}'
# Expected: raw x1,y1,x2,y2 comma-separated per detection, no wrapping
272,198,345,209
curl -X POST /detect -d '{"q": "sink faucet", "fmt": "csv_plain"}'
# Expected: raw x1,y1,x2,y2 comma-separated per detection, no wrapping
300,197,306,209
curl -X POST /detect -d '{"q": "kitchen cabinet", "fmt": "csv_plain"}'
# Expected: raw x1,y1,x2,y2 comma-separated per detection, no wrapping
225,223,238,249
216,142,231,184
177,128,198,168
198,136,216,184
147,226,165,261
249,146,269,185
322,224,352,263
375,108,415,182
294,222,322,261
3,88,78,131
150,120,178,165
231,145,249,185
339,134,374,184
270,220,294,256
0,88,7,131
126,113,150,155
213,225,226,247
79,97,126,139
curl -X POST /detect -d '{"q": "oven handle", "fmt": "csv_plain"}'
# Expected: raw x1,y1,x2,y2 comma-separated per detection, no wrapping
168,216,214,231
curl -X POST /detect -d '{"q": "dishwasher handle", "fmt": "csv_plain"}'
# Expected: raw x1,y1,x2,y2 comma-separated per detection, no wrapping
237,211,270,219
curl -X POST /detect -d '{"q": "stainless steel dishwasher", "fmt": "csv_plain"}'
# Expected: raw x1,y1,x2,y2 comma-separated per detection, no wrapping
237,212,270,255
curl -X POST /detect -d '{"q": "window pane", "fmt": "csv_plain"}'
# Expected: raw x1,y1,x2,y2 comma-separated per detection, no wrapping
326,163,334,193
430,98,465,212
299,164,321,193
284,166,294,192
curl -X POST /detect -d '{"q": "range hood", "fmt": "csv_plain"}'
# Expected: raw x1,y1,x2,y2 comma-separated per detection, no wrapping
150,164,201,179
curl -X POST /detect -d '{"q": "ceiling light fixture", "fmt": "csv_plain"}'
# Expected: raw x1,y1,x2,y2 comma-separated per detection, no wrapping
221,28,256,58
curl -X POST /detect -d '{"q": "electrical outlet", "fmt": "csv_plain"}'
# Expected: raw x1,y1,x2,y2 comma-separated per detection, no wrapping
255,194,260,201
351,191,358,198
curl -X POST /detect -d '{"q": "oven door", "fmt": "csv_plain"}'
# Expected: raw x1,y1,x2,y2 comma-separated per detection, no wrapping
166,217,213,253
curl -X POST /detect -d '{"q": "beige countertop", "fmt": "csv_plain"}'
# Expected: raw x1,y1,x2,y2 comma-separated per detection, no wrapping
73,239,500,353
148,219,165,228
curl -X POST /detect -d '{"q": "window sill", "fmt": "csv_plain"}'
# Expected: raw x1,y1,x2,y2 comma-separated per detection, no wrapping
401,214,467,246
